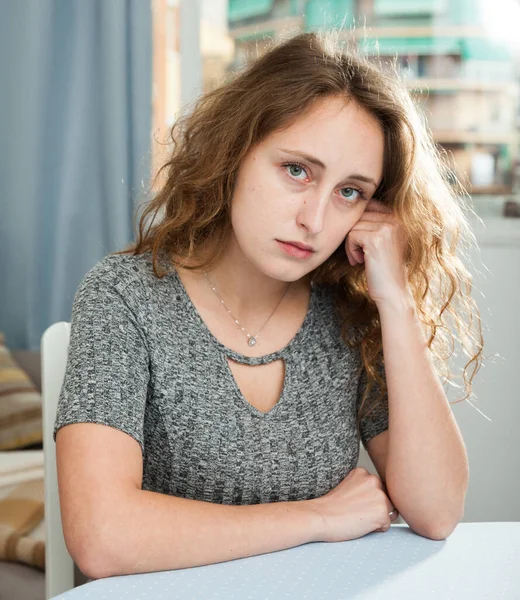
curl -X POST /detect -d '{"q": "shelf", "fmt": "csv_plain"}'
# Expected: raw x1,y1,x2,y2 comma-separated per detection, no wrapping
228,15,303,38
408,79,518,93
469,185,513,195
229,22,488,40
351,25,488,39
433,131,519,144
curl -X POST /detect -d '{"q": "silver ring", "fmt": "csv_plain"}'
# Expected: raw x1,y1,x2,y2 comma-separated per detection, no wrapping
389,509,396,516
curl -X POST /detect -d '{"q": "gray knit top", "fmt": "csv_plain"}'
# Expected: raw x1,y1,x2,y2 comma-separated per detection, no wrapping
54,252,389,505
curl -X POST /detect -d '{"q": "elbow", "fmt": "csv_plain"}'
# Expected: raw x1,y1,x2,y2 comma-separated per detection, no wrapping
413,510,464,541
421,522,457,541
64,519,123,580
61,486,142,579
75,544,118,581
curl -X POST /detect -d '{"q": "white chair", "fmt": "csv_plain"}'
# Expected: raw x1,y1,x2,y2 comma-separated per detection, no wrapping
41,322,74,599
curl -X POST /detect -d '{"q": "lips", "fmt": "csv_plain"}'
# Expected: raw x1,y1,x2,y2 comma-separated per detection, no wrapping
276,240,315,259
279,240,315,252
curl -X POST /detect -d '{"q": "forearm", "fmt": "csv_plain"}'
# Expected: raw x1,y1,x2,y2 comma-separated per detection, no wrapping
378,293,469,539
80,488,321,579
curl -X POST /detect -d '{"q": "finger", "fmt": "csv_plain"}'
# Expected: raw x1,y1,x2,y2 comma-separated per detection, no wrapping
358,211,396,223
387,496,399,522
345,227,375,263
390,509,400,522
376,508,398,532
343,235,355,266
349,222,381,231
346,238,365,264
365,199,393,214
347,249,363,265
344,231,364,265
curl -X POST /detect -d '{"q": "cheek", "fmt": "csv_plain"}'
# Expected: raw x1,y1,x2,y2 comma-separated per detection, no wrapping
233,179,285,227
230,187,270,245
324,215,358,248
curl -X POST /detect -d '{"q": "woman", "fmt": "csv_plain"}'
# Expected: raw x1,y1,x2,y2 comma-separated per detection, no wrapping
54,31,482,579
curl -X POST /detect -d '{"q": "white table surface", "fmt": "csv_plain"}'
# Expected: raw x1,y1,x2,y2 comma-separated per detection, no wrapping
51,522,520,600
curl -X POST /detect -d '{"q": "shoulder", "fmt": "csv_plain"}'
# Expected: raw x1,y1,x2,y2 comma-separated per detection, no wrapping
80,252,148,290
70,252,178,328
69,253,173,349
78,251,173,299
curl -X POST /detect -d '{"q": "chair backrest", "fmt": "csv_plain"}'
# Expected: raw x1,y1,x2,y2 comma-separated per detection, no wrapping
41,322,74,599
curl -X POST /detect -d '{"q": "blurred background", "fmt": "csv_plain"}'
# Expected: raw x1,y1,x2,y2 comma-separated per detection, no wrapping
156,0,520,202
1,0,519,524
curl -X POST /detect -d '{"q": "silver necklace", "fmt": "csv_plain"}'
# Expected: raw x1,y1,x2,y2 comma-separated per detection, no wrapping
202,271,291,347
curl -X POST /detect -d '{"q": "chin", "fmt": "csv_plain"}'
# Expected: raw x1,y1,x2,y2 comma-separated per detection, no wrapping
235,237,324,282
253,257,317,283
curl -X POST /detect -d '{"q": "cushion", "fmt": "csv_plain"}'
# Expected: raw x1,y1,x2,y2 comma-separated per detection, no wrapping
0,560,44,600
0,333,43,450
0,478,45,570
10,351,42,393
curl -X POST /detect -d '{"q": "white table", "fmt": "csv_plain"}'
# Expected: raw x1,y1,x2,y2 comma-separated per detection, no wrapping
51,523,520,599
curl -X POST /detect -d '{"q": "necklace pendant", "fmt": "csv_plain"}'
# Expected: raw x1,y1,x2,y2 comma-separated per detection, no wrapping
248,336,257,347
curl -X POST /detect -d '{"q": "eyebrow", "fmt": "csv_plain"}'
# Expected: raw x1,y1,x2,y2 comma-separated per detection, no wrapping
278,148,379,189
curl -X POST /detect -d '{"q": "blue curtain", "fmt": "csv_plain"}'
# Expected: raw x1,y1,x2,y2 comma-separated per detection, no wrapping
0,0,152,350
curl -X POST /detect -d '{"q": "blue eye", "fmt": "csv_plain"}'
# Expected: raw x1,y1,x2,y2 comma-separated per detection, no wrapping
284,162,308,180
339,187,363,202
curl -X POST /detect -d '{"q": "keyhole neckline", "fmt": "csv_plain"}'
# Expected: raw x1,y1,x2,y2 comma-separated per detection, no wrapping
171,267,317,366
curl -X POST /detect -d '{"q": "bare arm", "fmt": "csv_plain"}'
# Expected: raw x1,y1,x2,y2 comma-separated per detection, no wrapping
379,293,469,539
56,423,321,580
345,198,468,540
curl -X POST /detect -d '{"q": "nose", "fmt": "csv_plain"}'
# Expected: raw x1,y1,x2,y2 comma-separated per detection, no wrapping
296,190,328,235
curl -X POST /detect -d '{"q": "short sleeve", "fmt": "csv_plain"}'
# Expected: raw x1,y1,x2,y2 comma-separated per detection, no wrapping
356,361,389,450
53,266,150,452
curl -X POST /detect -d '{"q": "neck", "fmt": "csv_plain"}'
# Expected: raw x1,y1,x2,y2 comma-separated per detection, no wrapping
186,236,310,322
205,250,291,319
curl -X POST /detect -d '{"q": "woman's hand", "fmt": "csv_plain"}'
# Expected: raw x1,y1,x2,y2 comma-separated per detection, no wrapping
345,199,410,308
308,467,400,542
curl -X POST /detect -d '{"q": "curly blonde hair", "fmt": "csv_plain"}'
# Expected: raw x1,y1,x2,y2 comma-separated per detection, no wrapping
117,31,483,438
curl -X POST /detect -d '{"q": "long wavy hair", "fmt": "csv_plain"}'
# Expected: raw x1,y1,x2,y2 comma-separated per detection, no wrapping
117,31,483,438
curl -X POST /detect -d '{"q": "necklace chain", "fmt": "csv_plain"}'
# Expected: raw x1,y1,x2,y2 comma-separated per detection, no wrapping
202,271,290,347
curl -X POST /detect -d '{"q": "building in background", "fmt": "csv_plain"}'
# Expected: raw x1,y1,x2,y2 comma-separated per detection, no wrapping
228,0,520,201
152,0,234,183
201,0,235,93
152,0,181,182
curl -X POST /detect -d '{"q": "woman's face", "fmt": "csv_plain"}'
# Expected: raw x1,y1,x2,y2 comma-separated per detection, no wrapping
229,95,385,282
